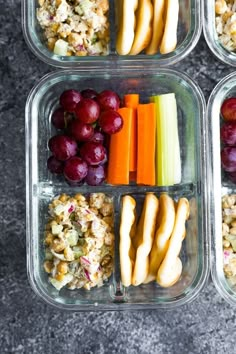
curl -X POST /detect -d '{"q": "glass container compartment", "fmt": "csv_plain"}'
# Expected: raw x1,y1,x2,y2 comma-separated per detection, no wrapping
208,72,236,306
25,67,208,310
22,0,202,67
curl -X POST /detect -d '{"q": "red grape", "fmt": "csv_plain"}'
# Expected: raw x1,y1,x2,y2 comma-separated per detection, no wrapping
221,97,236,121
89,131,105,144
75,98,100,124
47,156,64,174
81,89,98,100
227,171,236,183
99,152,108,165
63,156,88,183
48,135,78,161
103,133,110,149
51,107,66,130
80,142,106,165
221,122,236,145
221,147,236,172
97,90,120,111
68,120,94,142
60,89,82,112
85,165,105,185
98,110,123,134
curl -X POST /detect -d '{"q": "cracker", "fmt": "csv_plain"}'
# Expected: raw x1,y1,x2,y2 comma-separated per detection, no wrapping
146,0,165,55
144,193,175,284
129,0,153,55
116,0,138,55
132,193,159,286
160,0,179,55
156,197,190,287
119,195,136,287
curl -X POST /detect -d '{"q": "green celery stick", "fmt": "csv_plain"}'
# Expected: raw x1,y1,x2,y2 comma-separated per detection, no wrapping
150,93,181,186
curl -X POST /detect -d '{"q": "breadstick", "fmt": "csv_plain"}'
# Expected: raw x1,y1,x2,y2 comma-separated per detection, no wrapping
156,197,190,287
116,0,138,55
144,193,175,283
132,193,159,286
119,195,136,287
160,0,179,54
146,0,165,55
129,0,153,55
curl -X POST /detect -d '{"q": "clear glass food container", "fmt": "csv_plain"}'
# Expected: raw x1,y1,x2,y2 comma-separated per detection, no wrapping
208,72,236,306
25,67,208,310
22,0,202,67
203,0,236,66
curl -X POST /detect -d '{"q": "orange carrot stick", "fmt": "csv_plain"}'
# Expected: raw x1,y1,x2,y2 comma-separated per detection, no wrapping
124,94,139,109
137,103,156,185
123,94,139,173
107,107,133,185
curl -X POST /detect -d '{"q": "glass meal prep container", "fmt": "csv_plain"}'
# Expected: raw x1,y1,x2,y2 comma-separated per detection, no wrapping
25,67,208,310
22,0,202,67
203,0,236,66
208,71,236,306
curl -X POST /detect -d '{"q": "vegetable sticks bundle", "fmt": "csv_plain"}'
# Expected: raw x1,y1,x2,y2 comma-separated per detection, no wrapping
107,92,181,187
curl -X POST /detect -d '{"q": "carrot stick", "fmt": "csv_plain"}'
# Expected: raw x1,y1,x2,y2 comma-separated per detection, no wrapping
107,107,133,185
124,94,139,109
137,103,156,185
123,94,139,173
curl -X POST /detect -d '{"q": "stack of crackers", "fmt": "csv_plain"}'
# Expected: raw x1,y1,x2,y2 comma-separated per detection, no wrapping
119,193,190,287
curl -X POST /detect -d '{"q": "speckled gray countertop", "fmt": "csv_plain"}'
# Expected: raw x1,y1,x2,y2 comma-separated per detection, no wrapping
1,1,236,353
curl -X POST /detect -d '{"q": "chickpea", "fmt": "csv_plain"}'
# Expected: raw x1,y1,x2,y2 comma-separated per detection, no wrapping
56,0,62,7
230,227,236,235
51,238,66,252
74,194,85,201
55,273,65,281
57,261,68,274
45,232,54,245
215,0,227,15
43,261,53,273
103,216,113,227
64,246,74,261
100,203,113,216
101,255,112,267
59,194,69,202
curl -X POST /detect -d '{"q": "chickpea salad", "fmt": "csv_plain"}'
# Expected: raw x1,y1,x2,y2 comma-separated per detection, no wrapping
37,0,110,56
215,0,236,52
222,194,236,286
43,193,114,291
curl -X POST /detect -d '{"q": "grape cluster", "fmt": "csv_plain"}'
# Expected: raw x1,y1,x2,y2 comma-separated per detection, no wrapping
47,88,123,186
220,97,236,183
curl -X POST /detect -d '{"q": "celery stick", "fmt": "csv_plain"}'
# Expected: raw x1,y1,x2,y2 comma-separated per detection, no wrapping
150,93,181,186
53,39,68,56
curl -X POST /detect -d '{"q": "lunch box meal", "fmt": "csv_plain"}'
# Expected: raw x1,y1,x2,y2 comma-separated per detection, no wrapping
25,68,208,310
207,72,236,306
22,0,201,66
